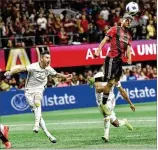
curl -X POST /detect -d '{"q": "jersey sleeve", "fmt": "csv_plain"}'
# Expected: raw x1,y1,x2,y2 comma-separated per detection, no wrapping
26,64,34,72
47,66,57,76
105,26,117,38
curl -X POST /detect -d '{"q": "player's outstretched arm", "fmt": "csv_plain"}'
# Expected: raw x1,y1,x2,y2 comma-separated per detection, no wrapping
56,73,72,80
118,86,135,112
47,66,72,79
94,36,109,58
4,65,27,76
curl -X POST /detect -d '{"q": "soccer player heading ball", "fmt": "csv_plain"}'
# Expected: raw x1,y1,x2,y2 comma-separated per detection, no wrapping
93,13,134,115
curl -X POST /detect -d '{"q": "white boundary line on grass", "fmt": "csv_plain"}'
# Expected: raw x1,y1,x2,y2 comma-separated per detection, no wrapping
7,119,156,127
9,149,156,150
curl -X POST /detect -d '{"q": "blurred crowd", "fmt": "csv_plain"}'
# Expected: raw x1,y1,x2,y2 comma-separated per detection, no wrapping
0,0,157,48
0,63,157,91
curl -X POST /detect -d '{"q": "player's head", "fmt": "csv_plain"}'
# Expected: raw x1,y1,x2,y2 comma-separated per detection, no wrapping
40,51,50,67
121,13,133,29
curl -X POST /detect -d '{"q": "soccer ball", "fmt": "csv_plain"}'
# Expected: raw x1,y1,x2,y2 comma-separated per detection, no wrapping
126,2,139,16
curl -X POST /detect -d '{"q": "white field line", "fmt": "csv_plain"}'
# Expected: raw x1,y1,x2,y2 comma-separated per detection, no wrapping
7,119,156,127
8,149,157,150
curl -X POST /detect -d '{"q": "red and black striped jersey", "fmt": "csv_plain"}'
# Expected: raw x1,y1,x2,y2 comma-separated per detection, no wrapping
105,26,132,59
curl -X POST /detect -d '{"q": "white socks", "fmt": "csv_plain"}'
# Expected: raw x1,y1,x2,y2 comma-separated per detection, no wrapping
118,119,126,127
33,106,52,138
34,106,41,128
104,119,110,139
39,118,51,137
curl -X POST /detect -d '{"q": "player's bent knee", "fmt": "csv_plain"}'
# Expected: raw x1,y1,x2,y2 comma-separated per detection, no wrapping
111,120,119,127
34,94,42,107
35,101,40,107
34,99,41,107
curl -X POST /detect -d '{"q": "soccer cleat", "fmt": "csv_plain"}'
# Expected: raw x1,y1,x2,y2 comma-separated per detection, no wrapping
33,126,39,133
88,77,95,88
100,104,111,116
124,119,133,131
48,135,57,143
4,142,11,149
101,136,109,142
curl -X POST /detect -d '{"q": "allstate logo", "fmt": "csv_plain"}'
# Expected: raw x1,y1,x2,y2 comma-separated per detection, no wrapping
11,94,29,111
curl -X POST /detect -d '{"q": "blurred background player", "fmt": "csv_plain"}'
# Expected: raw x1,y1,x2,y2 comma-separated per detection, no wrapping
89,69,135,142
0,124,11,149
93,14,134,115
4,51,72,143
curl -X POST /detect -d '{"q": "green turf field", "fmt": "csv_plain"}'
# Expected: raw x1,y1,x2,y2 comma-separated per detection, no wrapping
0,102,156,150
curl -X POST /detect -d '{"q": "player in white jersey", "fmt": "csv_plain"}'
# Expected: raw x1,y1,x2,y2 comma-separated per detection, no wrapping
4,51,72,143
91,71,135,142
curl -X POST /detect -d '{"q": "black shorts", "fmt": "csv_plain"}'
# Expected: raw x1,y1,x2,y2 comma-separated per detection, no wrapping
103,56,122,81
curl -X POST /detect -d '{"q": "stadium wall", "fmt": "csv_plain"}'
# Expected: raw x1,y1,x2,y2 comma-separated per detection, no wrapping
0,40,156,71
0,79,156,116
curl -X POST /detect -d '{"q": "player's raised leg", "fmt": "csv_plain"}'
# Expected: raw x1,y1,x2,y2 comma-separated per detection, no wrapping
111,118,133,131
109,93,134,131
39,117,56,143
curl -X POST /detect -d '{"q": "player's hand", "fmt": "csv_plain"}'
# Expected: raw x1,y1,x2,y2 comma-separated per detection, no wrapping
127,59,132,65
4,71,12,76
65,74,72,80
130,104,135,112
93,52,99,58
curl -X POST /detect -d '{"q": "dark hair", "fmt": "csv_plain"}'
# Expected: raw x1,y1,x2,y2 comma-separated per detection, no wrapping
41,51,50,56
